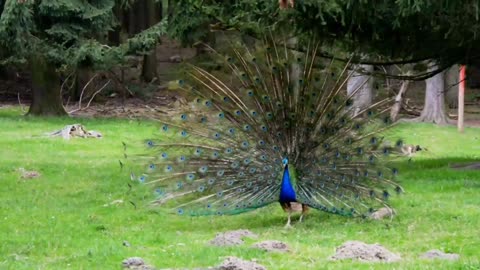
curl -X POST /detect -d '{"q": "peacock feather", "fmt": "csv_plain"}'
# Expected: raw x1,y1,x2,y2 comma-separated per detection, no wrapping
128,37,403,221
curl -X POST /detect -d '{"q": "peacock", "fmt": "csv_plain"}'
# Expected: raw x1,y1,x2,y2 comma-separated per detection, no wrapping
128,37,403,227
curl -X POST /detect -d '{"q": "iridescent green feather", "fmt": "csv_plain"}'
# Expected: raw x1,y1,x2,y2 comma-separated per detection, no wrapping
127,36,403,217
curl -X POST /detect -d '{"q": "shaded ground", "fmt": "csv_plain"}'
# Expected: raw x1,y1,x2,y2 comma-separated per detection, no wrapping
0,37,194,118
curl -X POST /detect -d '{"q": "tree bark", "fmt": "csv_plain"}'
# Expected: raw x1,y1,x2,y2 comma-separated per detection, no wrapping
140,0,159,82
445,64,459,108
73,67,94,100
390,75,411,122
414,62,449,124
28,56,67,116
108,3,123,46
347,65,374,115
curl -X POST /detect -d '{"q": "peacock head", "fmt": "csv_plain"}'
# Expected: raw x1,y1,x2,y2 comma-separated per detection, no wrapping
282,157,289,167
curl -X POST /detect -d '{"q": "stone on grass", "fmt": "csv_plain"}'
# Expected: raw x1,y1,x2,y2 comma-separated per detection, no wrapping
331,241,401,262
370,207,396,220
252,240,289,252
420,250,460,261
209,230,258,247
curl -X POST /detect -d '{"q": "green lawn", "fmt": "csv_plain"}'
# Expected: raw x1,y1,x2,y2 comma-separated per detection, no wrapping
1,106,479,270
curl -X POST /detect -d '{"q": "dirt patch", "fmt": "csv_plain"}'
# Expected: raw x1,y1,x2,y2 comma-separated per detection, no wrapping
209,230,258,247
252,240,290,252
122,257,154,270
67,92,183,119
420,250,460,261
331,241,401,262
218,256,266,270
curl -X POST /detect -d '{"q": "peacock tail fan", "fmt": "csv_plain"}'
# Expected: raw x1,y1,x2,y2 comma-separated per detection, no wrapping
128,36,404,218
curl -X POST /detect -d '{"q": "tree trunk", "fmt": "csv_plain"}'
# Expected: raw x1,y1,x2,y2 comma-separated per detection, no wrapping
347,65,374,115
142,52,157,82
108,3,123,46
141,0,160,82
445,64,459,108
28,56,67,116
133,0,147,34
415,63,449,124
73,67,94,100
390,75,411,122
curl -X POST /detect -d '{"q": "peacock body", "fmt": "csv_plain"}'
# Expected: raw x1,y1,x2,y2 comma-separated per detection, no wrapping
129,38,403,225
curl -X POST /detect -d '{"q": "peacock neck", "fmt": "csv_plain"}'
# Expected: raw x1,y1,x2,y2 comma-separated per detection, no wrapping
279,165,297,203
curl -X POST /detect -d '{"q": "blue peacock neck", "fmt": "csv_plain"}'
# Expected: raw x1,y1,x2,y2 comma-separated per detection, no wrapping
279,164,297,203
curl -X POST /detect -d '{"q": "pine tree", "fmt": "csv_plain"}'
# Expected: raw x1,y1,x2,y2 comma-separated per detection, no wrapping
0,0,166,116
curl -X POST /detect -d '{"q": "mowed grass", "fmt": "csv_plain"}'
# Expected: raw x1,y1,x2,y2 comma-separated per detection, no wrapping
1,106,479,270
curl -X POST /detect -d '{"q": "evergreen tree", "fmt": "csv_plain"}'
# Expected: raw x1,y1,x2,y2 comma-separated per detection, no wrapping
169,0,480,77
0,0,165,115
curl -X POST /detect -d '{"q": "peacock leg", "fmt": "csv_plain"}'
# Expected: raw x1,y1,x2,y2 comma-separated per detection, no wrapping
284,211,292,228
299,204,309,223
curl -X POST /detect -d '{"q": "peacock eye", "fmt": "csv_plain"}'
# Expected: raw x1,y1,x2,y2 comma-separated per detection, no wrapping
130,43,403,221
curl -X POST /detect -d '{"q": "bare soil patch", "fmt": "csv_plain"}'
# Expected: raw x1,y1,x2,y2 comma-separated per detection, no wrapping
209,230,258,247
331,241,401,262
252,240,290,252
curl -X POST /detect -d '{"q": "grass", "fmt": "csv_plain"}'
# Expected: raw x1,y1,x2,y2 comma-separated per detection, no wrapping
1,106,480,270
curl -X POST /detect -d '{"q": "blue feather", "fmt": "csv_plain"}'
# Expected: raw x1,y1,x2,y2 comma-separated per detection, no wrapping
129,37,404,220
279,165,297,203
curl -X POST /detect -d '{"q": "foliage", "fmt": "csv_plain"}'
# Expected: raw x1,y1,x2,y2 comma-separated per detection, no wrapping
168,0,480,79
167,0,280,45
0,0,166,71
289,0,480,67
1,106,480,269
